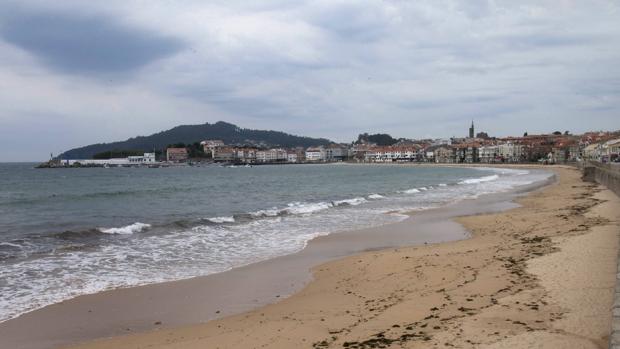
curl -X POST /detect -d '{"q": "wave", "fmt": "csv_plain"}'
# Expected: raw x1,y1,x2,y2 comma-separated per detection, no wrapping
458,174,499,185
333,197,367,206
403,188,420,194
438,183,448,187
0,242,22,248
368,194,385,199
206,216,235,224
285,201,333,214
98,222,151,235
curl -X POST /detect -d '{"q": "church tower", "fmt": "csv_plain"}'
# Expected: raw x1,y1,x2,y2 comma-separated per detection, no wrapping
469,120,475,138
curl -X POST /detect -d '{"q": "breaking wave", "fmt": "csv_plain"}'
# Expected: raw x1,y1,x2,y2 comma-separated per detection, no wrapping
98,222,151,235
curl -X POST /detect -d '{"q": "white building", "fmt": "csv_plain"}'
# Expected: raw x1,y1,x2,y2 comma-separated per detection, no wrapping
287,152,298,163
65,153,157,166
478,145,499,163
498,143,524,163
128,152,156,164
601,139,620,161
325,146,348,161
364,146,417,162
256,148,287,163
201,140,225,154
305,147,326,162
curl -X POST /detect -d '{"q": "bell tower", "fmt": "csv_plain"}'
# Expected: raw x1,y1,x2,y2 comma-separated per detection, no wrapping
469,120,475,138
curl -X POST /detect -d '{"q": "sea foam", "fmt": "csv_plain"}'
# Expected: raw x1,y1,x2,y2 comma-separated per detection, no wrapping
98,222,151,235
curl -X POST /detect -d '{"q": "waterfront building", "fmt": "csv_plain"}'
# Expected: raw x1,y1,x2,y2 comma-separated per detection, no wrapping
362,146,418,162
211,146,236,162
454,143,479,163
234,147,258,163
325,145,348,162
287,152,298,163
128,153,156,164
64,153,158,166
498,143,524,163
256,148,287,163
434,146,455,163
305,147,326,162
601,139,620,162
479,145,499,163
166,148,188,163
583,143,602,161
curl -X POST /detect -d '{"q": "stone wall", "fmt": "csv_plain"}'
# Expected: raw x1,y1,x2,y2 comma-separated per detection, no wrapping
582,161,620,197
582,162,620,348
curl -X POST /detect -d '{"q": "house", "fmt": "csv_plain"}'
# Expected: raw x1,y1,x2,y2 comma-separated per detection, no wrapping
434,146,455,163
234,147,258,163
325,145,348,162
201,140,225,154
287,152,298,163
601,138,620,162
212,146,236,162
497,143,524,163
166,148,188,163
479,145,499,163
454,144,479,163
305,147,326,162
256,149,287,163
583,143,602,161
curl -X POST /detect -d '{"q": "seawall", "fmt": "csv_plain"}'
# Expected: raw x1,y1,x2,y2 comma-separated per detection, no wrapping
582,162,620,348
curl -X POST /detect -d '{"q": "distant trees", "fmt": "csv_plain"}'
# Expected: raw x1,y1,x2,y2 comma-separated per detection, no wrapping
166,142,208,158
93,150,144,159
59,121,331,160
356,133,398,146
476,132,489,139
552,131,562,135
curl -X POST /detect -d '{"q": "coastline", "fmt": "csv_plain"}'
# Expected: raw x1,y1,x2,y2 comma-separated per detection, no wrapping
61,165,619,349
0,165,551,349
3,165,616,349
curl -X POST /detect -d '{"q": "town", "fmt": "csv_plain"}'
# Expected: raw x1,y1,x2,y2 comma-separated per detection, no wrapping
48,122,620,167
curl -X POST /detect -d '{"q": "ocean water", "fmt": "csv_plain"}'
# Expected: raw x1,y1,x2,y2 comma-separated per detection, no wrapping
0,163,551,322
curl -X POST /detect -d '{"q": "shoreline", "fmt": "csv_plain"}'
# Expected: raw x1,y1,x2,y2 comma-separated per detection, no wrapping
57,165,620,349
0,166,554,349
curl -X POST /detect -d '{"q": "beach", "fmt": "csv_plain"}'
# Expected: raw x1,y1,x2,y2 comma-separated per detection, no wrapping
54,166,618,349
1,165,618,348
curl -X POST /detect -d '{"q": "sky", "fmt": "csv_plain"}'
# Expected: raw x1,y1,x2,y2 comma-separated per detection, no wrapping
0,1,619,161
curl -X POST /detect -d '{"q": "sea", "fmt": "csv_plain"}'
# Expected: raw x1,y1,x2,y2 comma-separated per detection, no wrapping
0,162,552,323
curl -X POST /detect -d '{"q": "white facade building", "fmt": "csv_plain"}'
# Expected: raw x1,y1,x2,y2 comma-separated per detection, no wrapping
478,145,499,163
256,149,287,163
305,147,326,162
498,143,524,162
65,153,157,166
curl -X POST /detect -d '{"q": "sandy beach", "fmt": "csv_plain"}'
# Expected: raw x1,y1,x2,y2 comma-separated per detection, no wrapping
45,166,617,349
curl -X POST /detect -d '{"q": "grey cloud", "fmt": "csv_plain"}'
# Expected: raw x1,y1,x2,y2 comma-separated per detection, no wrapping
0,7,185,75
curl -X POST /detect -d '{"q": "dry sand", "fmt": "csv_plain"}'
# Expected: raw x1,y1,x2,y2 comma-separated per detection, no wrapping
65,166,620,349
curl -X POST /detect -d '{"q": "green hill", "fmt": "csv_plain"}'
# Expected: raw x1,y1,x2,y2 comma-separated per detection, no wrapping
59,121,331,159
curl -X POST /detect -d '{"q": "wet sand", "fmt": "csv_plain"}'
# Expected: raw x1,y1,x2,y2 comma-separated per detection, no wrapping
4,166,619,349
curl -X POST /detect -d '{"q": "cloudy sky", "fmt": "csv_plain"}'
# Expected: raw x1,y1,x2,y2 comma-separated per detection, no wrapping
0,0,619,161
